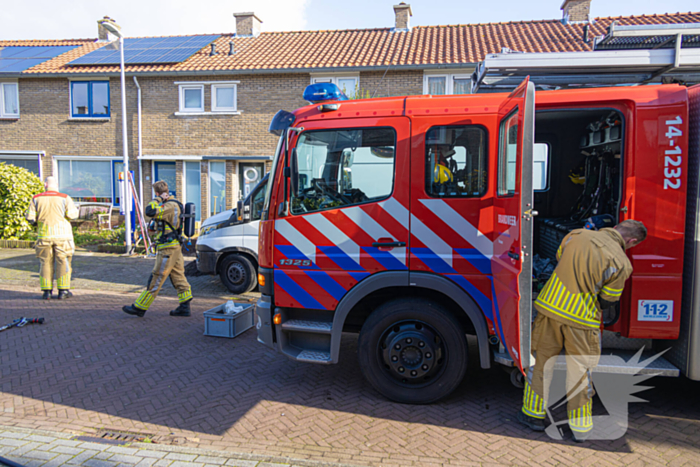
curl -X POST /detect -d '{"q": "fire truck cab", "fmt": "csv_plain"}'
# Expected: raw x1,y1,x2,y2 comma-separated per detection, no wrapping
255,79,700,404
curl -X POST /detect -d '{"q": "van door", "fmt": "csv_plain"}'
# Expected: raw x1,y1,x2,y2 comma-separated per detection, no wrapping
492,77,535,373
275,117,410,311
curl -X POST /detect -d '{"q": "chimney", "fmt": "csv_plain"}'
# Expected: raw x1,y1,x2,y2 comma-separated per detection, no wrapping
97,16,114,41
234,12,262,37
393,3,412,31
561,0,591,24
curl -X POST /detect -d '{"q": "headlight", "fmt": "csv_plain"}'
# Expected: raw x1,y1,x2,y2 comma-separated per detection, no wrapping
199,224,219,236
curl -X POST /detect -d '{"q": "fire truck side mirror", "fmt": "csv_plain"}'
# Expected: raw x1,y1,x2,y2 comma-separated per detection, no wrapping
289,148,299,196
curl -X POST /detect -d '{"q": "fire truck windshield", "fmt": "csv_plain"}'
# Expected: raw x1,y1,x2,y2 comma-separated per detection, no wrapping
290,127,396,214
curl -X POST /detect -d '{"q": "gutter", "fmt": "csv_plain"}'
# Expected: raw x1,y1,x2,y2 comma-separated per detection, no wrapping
4,62,477,79
133,76,144,209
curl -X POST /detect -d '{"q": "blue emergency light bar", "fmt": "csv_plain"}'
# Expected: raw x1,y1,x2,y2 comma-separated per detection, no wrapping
303,83,349,104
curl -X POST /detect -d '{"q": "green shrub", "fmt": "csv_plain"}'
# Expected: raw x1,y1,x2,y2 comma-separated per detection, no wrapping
0,163,44,240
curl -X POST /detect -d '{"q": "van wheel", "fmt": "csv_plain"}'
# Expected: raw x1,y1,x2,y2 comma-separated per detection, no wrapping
219,254,256,294
358,298,467,404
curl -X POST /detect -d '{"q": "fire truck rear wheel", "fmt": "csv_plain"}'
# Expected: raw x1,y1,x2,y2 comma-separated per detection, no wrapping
358,298,468,404
219,254,257,294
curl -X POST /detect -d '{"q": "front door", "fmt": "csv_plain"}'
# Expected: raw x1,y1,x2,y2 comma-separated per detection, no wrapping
491,77,535,373
274,117,410,311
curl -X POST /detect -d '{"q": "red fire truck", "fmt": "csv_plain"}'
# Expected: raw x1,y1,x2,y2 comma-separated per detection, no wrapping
254,78,700,403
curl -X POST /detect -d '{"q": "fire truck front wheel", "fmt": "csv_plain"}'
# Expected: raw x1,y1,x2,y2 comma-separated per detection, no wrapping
358,298,468,404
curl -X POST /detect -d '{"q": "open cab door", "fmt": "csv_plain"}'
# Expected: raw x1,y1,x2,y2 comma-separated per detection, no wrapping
491,77,535,373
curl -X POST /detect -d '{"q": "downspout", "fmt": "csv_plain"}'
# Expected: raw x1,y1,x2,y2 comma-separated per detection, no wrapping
133,76,144,206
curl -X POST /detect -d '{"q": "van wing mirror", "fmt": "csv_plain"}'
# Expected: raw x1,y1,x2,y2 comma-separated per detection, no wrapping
236,200,244,222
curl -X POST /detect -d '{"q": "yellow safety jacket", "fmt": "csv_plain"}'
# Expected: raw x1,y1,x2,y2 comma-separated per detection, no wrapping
146,196,182,250
25,191,79,240
534,228,632,330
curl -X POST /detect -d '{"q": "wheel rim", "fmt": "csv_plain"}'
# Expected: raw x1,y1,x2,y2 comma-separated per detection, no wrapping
378,320,447,387
226,262,246,285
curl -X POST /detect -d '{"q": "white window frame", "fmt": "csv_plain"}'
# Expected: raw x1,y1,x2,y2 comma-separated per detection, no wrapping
310,74,360,98
211,83,237,112
423,72,473,95
179,84,205,112
0,81,20,118
53,155,121,205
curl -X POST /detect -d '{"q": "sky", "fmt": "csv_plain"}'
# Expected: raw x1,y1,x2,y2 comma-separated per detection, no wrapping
0,0,698,40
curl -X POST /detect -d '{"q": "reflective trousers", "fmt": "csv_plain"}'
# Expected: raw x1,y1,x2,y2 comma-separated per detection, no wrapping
134,246,192,311
522,313,601,434
35,239,74,291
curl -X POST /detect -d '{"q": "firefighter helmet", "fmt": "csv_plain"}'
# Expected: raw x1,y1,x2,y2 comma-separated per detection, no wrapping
433,163,454,184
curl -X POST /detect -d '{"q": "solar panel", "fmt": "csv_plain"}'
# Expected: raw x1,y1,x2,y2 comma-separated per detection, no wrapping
0,46,77,73
67,35,220,66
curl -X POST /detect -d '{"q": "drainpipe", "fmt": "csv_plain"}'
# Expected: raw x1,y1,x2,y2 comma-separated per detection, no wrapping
133,76,144,207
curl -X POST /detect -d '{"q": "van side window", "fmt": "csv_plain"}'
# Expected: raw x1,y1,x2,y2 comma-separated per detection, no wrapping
498,111,519,196
425,125,487,198
291,127,396,214
250,182,266,221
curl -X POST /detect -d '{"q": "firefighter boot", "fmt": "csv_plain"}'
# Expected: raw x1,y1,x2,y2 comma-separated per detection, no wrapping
57,290,73,300
169,299,192,317
122,304,146,317
42,290,52,300
518,411,546,432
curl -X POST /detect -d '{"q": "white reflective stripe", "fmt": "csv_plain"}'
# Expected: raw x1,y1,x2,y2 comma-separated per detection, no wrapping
343,206,406,265
275,219,316,263
410,214,453,267
419,199,493,259
305,213,361,264
378,197,409,229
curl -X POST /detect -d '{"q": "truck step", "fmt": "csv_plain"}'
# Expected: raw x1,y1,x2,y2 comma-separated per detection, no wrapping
296,349,332,363
281,319,333,334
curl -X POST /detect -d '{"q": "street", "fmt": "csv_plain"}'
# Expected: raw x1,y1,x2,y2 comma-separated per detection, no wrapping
0,249,699,466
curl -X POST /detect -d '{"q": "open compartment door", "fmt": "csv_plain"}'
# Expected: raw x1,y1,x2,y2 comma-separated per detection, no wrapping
491,77,535,373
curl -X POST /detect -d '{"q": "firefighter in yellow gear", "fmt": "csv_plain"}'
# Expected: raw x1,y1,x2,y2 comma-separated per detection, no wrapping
122,181,193,317
519,220,647,441
25,176,79,300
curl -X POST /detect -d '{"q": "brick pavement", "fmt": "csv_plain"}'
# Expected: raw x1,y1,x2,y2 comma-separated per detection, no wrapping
0,254,699,466
0,248,256,300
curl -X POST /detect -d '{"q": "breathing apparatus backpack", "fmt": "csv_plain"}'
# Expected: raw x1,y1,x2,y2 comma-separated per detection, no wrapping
155,200,196,245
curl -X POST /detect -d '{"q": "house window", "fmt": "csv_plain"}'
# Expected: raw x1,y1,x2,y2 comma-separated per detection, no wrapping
423,74,472,95
179,84,204,112
185,161,202,221
57,159,114,203
209,161,226,215
0,82,19,118
0,156,38,175
311,76,359,98
212,84,237,112
71,81,110,118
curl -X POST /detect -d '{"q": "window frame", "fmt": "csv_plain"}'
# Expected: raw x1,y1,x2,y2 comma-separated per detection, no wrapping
424,124,489,199
179,84,205,112
289,125,397,216
422,72,473,95
211,83,238,112
497,109,520,198
310,74,360,98
70,80,110,119
0,81,20,118
54,156,121,205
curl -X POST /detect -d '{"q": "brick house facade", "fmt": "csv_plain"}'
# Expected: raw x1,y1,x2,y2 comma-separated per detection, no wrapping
1,2,698,224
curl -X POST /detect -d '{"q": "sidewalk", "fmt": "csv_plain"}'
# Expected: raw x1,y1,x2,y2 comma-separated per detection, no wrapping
1,248,699,466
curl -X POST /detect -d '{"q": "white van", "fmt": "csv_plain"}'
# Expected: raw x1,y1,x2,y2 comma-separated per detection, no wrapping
195,175,267,294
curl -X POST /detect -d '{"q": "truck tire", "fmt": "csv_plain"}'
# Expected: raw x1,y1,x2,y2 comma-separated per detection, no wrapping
219,254,256,294
358,298,468,404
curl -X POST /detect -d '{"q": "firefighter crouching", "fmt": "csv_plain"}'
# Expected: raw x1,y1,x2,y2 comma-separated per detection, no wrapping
25,176,79,300
122,180,193,317
518,220,647,441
